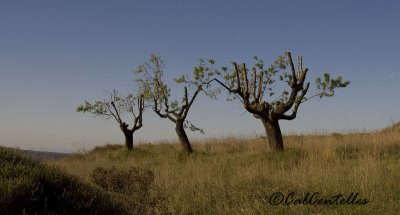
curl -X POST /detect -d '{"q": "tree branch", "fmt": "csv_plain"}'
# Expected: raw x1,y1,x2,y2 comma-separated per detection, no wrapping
233,63,241,93
287,52,297,87
242,63,249,102
107,106,121,124
256,71,263,102
279,82,310,120
182,86,202,119
110,102,123,124
153,98,177,123
132,95,145,132
252,69,257,100
298,68,308,85
274,55,309,115
178,86,189,116
212,78,245,104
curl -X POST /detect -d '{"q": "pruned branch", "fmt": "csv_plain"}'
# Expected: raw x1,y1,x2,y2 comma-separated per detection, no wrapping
256,71,263,102
132,94,145,131
234,63,241,93
252,69,257,100
214,51,348,122
242,63,249,102
274,53,309,116
287,52,297,86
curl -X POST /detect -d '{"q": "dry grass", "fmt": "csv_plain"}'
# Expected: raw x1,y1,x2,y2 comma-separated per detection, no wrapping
48,124,400,214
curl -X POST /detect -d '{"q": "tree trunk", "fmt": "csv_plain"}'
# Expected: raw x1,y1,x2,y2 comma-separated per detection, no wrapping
260,117,284,151
123,131,134,150
175,120,193,154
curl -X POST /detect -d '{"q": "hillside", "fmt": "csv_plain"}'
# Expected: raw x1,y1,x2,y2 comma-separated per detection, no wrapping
46,125,400,215
0,147,132,214
1,123,399,214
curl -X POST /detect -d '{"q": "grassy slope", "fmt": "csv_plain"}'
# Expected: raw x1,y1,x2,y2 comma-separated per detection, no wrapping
0,147,132,215
47,124,400,215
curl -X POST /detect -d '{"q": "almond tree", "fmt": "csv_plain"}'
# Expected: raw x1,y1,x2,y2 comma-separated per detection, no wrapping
76,90,145,150
212,52,350,151
135,55,216,154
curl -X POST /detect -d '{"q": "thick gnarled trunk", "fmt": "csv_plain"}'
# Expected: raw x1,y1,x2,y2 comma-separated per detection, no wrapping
175,121,193,154
260,117,284,151
122,130,134,151
120,122,134,150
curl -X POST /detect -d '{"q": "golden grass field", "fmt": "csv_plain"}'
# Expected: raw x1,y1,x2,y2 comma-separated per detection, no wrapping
44,123,400,215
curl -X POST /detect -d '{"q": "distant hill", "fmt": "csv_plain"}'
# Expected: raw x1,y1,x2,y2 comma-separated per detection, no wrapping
22,150,70,161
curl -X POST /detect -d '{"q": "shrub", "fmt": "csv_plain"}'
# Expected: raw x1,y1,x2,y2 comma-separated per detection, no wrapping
0,146,129,215
91,166,167,214
91,166,154,196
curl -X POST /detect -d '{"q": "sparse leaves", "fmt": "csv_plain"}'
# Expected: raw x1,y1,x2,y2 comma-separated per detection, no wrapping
315,73,350,98
213,51,350,122
135,54,214,133
184,120,205,134
174,75,186,84
216,53,290,104
76,90,146,132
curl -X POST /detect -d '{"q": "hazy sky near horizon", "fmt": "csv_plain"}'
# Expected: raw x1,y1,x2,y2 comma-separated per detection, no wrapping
1,0,399,152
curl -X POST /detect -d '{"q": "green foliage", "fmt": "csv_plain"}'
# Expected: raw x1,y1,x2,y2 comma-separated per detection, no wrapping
137,55,220,101
315,73,351,98
76,100,109,116
135,54,217,134
215,52,350,106
184,120,205,134
173,75,186,84
216,54,292,103
190,58,221,99
135,54,171,105
76,90,144,123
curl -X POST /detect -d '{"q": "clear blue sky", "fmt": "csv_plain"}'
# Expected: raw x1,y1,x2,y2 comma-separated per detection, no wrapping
1,0,399,152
